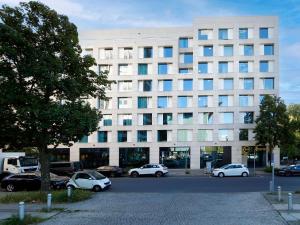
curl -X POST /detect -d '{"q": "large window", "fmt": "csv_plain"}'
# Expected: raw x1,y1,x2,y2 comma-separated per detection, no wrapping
200,146,232,168
198,112,213,124
179,79,193,91
219,62,228,73
204,46,213,57
219,29,228,40
241,78,254,90
177,130,192,142
219,112,234,124
137,130,147,142
263,44,274,55
223,45,233,56
98,131,108,143
218,129,234,141
239,28,248,39
239,129,249,141
198,29,212,40
243,45,254,56
178,96,192,108
179,38,189,48
102,115,112,126
260,61,269,72
118,47,133,59
261,78,274,90
138,113,152,125
158,63,172,75
157,96,171,108
159,147,190,169
138,64,148,75
118,114,132,126
239,95,254,107
198,129,213,141
158,80,172,92
79,135,88,143
163,47,173,58
118,97,132,109
138,80,152,92
201,79,213,90
80,148,109,169
119,147,149,168
198,62,208,74
259,28,269,39
157,130,171,142
180,53,193,64
223,78,234,90
118,131,131,142
178,113,193,125
119,64,132,75
139,47,153,58
240,112,254,124
219,95,233,107
157,113,172,125
198,96,208,108
138,97,152,109
239,61,248,73
118,81,132,92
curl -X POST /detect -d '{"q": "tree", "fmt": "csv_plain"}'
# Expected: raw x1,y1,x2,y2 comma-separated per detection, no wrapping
254,95,292,164
0,2,113,191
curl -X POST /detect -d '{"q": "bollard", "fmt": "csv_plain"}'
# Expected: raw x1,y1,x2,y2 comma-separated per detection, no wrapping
269,181,274,192
277,186,281,202
288,193,293,211
67,186,72,198
47,193,52,211
19,201,25,221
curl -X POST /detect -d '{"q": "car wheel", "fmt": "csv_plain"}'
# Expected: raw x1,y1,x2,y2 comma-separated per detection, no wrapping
93,185,102,192
131,171,139,178
218,172,224,178
6,184,15,192
242,172,248,177
67,185,75,190
155,171,163,177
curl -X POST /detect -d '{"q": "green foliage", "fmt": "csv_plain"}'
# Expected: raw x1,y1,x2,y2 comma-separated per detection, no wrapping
254,95,292,152
0,1,113,191
0,214,46,225
0,190,92,203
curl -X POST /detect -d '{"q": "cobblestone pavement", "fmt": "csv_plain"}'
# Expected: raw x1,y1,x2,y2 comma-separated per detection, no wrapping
41,192,286,225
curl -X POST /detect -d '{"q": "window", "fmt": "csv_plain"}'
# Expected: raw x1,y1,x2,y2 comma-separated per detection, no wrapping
79,135,88,143
180,53,193,64
218,129,234,141
223,45,233,57
179,38,189,48
198,62,208,74
157,96,171,108
219,29,228,40
202,79,213,90
260,61,269,72
240,112,254,124
138,97,152,109
99,48,113,59
219,62,228,73
198,130,213,141
264,44,274,55
239,28,248,39
179,79,193,91
244,45,254,56
98,131,107,143
261,78,274,90
138,113,152,125
179,68,193,75
118,114,132,126
118,131,128,142
160,47,173,58
140,47,152,58
158,63,172,75
138,64,148,75
119,64,132,75
239,129,248,141
241,78,254,90
259,95,266,103
119,47,133,59
198,112,213,124
177,130,192,142
138,80,152,92
97,98,112,110
178,113,193,125
157,113,172,125
260,28,269,39
198,96,208,108
198,29,212,40
220,112,234,124
157,130,171,142
102,115,112,126
99,64,112,76
219,95,233,107
178,96,192,108
204,46,213,57
118,97,132,109
137,130,147,142
158,80,172,92
223,78,234,90
239,95,254,107
239,61,248,73
118,81,132,92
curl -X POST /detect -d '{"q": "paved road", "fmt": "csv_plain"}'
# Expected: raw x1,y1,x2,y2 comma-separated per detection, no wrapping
108,175,300,193
41,192,286,225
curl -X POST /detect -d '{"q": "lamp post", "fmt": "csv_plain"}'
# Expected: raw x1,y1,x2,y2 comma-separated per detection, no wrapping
253,146,256,177
266,143,274,192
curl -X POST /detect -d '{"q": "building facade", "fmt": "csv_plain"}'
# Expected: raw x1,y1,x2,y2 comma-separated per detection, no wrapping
53,16,279,169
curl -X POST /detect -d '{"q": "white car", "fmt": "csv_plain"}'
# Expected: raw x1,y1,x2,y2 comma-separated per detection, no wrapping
212,164,249,177
67,170,111,192
128,164,168,177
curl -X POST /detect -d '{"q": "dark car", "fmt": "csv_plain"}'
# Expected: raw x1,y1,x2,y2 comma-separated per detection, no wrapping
275,165,300,176
1,173,69,192
96,166,123,177
50,161,82,177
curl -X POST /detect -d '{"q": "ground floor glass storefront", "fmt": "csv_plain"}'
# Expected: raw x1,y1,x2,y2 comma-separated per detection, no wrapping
80,148,109,169
244,146,267,168
200,146,231,168
119,147,149,168
48,148,70,162
159,147,190,169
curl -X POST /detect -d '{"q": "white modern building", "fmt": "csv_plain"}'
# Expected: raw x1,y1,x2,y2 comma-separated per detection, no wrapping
52,16,279,169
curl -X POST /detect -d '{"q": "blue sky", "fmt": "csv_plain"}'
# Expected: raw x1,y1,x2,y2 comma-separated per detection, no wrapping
2,0,300,104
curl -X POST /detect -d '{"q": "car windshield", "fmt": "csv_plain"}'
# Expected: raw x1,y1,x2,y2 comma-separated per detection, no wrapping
19,157,38,167
90,171,106,180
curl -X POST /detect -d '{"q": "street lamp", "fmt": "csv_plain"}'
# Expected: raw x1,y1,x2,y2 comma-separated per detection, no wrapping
266,143,275,192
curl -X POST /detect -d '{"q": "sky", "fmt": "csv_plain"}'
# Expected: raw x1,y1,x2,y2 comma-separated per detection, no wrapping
1,0,300,104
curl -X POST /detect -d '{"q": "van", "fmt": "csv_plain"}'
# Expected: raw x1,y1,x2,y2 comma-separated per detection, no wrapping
50,161,82,177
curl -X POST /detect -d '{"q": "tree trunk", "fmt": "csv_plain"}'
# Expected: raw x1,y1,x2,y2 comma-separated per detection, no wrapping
39,146,51,192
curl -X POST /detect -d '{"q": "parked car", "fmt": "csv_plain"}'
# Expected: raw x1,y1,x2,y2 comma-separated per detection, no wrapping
212,164,249,177
50,161,82,177
96,166,123,177
1,172,69,192
128,164,168,177
275,165,300,176
67,170,111,192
